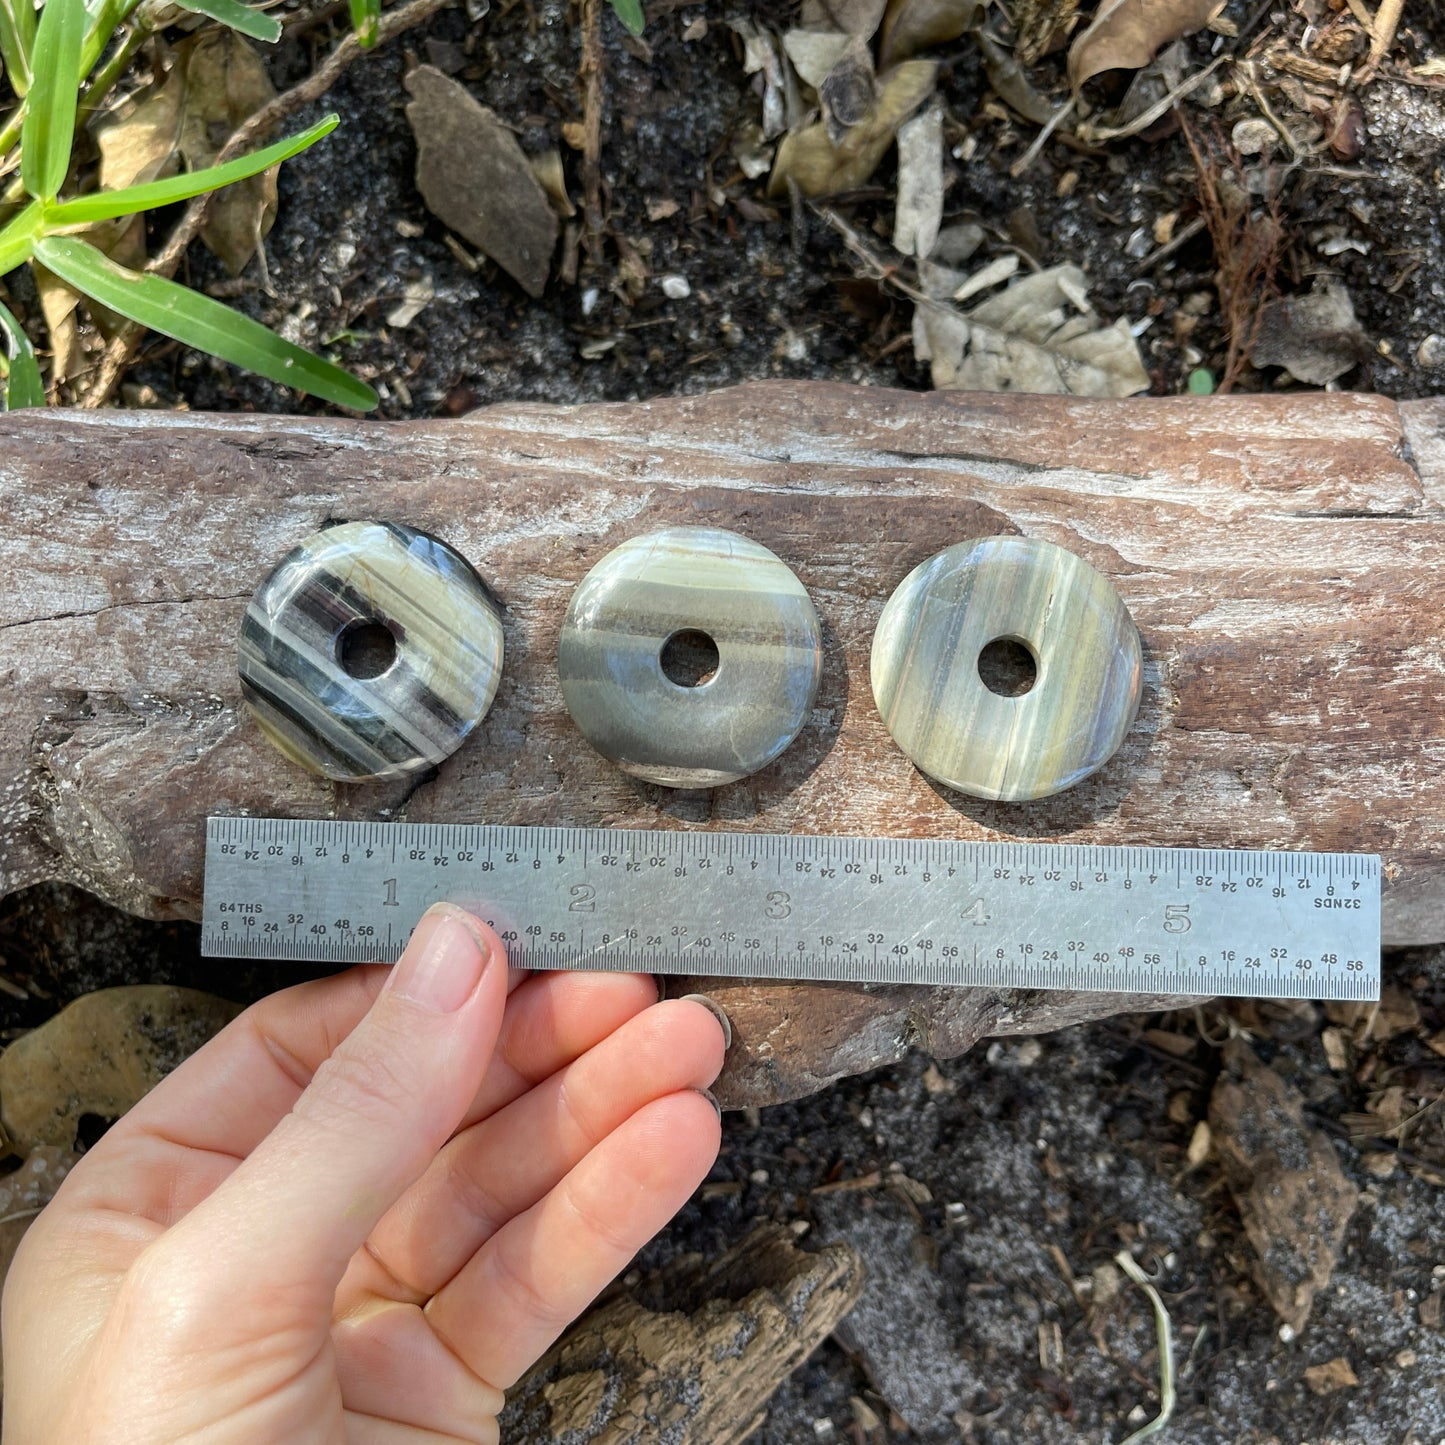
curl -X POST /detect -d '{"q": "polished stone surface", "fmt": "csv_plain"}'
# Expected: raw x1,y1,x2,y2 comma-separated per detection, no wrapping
239,520,504,781
871,536,1142,801
558,526,822,787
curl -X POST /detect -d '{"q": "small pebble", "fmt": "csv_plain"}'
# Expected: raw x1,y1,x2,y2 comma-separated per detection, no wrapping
660,274,691,299
1417,334,1445,368
1232,118,1279,155
1124,227,1152,259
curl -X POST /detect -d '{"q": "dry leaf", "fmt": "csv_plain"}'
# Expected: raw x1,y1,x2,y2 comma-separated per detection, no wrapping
1068,0,1226,91
96,64,186,195
819,37,878,144
1303,1357,1359,1395
913,262,1150,396
404,65,559,298
893,99,943,257
31,264,79,384
177,31,280,276
801,0,888,37
529,148,576,218
879,0,986,68
783,27,857,88
0,986,240,1152
1250,279,1369,386
734,19,789,139
769,59,937,198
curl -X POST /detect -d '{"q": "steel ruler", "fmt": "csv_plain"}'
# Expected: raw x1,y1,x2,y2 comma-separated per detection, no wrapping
201,817,1381,1001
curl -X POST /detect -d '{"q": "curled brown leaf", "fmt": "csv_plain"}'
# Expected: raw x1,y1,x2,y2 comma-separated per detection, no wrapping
769,58,937,198
878,0,986,68
1067,0,1225,91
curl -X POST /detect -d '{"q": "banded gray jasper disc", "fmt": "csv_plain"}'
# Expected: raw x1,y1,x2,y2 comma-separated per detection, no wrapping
558,527,822,787
239,521,504,781
871,536,1142,801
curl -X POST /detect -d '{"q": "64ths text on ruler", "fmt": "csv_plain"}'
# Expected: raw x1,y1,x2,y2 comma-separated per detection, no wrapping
202,818,1381,1002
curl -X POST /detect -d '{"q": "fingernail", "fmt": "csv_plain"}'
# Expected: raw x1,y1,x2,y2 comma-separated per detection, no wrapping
680,992,732,1050
389,903,493,1014
692,1086,723,1121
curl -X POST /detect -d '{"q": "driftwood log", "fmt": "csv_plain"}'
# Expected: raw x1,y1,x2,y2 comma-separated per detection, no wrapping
2,383,1442,1106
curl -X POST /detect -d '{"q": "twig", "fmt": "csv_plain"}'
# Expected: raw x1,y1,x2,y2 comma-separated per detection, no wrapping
1360,0,1405,82
1114,1251,1176,1445
578,0,605,260
78,0,457,409
1131,214,1207,275
1008,95,1076,179
815,205,933,308
1075,55,1228,144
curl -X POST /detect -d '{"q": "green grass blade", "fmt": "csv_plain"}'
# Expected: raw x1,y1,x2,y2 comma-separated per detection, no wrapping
0,201,44,278
48,115,338,224
347,0,377,47
35,236,378,410
20,0,85,201
608,0,643,35
173,0,281,43
0,299,44,408
0,0,37,96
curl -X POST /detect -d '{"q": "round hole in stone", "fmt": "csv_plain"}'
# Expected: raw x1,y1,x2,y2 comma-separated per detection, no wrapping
977,637,1038,697
337,620,399,680
660,629,721,688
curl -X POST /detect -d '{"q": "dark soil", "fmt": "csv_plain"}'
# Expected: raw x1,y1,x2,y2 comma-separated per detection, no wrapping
49,0,1445,414
6,0,1445,1439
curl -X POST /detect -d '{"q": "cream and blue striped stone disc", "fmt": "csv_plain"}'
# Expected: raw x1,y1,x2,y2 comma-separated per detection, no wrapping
239,521,504,782
871,536,1142,802
558,526,822,788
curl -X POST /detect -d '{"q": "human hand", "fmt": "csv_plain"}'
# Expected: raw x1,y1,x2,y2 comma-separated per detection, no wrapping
2,904,727,1443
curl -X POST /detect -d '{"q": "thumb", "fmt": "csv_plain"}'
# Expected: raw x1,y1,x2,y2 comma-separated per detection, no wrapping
163,903,508,1311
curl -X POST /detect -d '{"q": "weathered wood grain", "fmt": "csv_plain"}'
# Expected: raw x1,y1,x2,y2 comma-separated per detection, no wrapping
1,385,1440,1104
501,1224,864,1443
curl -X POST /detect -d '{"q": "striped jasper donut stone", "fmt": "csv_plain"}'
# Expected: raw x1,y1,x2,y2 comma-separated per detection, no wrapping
558,527,823,787
239,521,504,781
871,536,1142,802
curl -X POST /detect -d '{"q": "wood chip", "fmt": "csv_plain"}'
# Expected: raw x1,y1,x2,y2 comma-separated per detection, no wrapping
1186,1119,1212,1167
1303,1356,1359,1395
1209,1039,1358,1331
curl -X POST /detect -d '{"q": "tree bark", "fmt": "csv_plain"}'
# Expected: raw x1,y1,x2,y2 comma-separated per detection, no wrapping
2,384,1439,1104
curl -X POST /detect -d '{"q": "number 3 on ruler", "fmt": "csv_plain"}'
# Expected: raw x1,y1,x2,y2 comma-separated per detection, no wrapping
765,890,791,919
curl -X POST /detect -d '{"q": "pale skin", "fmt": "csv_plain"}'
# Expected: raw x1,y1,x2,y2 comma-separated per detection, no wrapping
1,903,727,1443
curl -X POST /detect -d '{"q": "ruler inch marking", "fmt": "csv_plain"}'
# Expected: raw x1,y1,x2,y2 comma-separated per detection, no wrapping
201,820,1381,1002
